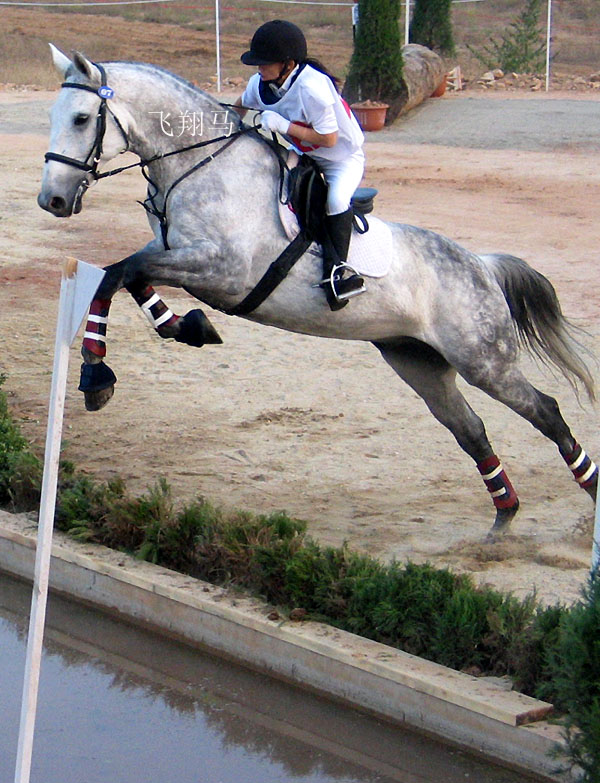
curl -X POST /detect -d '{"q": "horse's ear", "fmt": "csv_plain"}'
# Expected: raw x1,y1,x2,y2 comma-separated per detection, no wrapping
71,51,98,81
49,43,72,78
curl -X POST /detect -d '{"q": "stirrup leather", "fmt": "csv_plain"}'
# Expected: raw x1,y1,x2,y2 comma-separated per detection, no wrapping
315,263,367,302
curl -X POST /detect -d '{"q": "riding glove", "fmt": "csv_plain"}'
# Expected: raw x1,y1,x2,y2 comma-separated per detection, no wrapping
260,111,290,135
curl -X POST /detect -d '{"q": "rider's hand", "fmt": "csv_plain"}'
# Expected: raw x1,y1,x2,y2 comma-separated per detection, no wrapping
261,111,290,135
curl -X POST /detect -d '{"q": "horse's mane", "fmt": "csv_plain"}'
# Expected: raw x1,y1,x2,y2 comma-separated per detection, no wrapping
102,60,239,120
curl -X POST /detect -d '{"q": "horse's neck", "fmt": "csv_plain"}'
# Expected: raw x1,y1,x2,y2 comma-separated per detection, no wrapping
107,63,236,161
105,63,280,226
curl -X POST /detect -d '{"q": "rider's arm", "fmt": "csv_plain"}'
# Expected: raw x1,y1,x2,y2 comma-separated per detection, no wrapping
233,96,248,119
288,123,338,148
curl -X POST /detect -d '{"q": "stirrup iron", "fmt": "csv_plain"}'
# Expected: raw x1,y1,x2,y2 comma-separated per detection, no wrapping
317,263,367,302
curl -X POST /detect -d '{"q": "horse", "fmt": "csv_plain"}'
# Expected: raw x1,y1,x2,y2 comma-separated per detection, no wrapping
38,46,598,538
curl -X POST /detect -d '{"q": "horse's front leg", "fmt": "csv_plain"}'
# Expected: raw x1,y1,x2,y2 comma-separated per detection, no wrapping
79,247,231,411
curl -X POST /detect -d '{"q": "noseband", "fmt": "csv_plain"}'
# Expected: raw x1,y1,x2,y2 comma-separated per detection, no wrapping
44,62,129,179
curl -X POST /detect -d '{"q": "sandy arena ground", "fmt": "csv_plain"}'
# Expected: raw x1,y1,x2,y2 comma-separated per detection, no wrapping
1,88,599,607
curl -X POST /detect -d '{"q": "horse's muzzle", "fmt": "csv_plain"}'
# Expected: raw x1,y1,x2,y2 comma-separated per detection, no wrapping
38,178,89,217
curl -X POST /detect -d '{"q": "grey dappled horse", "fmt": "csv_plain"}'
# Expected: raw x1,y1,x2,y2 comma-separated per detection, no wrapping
38,47,598,537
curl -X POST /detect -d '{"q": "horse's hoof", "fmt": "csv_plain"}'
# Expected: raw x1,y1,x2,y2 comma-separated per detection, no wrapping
84,385,114,412
171,309,223,347
79,361,117,393
79,362,117,411
486,500,520,541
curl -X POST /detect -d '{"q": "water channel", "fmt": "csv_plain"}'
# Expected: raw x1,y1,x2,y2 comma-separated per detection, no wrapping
0,572,542,783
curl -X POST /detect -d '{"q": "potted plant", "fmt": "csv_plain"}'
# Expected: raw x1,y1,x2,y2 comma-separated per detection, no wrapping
343,0,407,129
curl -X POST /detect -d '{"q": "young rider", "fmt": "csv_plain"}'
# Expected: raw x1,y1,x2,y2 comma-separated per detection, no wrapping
235,19,366,310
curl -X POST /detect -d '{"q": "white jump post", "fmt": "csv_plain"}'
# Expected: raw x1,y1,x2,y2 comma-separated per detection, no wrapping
545,0,552,92
215,0,221,93
404,0,411,46
14,258,105,783
592,481,600,573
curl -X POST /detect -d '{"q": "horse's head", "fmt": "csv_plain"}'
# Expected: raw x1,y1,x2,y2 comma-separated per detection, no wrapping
38,45,131,217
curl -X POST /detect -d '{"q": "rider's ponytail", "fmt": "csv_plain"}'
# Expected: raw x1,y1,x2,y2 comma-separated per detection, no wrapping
302,57,340,91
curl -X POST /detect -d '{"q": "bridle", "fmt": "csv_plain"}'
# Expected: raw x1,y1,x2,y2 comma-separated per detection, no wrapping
44,62,129,179
43,61,257,247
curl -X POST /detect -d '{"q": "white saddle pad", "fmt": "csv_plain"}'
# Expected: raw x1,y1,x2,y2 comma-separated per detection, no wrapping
278,191,393,279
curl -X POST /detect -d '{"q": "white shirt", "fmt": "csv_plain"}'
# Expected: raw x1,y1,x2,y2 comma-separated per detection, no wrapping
241,64,364,164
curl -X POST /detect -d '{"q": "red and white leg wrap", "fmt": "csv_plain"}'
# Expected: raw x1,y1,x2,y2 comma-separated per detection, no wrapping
477,455,519,510
130,285,179,333
82,298,111,358
562,442,598,489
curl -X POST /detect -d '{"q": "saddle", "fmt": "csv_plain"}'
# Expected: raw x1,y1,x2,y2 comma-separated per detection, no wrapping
286,154,378,242
225,142,383,318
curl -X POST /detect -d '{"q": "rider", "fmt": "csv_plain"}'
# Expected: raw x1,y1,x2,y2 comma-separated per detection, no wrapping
235,19,366,310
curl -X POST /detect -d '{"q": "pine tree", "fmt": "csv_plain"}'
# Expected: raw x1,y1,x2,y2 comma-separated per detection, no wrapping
409,0,455,56
545,571,600,782
343,0,406,116
469,0,546,73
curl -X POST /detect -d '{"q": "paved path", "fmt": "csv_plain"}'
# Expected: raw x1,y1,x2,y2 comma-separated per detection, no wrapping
374,94,600,151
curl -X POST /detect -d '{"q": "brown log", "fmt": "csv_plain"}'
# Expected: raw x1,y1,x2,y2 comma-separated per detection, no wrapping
385,44,447,122
400,44,447,113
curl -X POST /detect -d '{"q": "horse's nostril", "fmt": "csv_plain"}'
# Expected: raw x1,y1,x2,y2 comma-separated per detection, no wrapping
50,196,67,211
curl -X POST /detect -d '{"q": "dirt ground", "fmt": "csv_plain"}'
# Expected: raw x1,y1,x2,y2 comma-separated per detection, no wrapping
1,85,599,608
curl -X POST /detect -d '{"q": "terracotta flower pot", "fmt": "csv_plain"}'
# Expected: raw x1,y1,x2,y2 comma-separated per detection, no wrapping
350,103,389,132
431,73,447,98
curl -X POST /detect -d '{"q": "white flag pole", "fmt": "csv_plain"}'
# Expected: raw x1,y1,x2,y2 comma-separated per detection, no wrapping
592,481,600,573
404,0,411,47
545,0,552,92
215,0,221,93
14,258,104,783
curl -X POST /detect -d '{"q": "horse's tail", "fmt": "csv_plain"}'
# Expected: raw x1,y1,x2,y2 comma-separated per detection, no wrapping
480,253,596,402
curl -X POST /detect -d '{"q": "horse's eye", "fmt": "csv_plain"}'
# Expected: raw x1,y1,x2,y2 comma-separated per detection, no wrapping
73,113,90,127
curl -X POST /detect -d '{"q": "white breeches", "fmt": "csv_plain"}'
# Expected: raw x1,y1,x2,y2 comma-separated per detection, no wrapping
317,150,365,215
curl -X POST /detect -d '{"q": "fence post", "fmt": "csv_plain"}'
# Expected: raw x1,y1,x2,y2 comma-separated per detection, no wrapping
14,259,105,783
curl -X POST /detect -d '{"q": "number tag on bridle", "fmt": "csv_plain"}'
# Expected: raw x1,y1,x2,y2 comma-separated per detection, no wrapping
98,86,114,99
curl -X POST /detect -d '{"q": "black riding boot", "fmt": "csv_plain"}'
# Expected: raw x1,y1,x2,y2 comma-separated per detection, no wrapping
321,209,366,311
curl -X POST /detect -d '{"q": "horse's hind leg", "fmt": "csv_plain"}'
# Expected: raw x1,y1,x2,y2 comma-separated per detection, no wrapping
465,362,598,504
374,339,520,536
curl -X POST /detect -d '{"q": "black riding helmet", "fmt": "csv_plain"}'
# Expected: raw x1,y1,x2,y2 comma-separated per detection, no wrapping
241,20,307,66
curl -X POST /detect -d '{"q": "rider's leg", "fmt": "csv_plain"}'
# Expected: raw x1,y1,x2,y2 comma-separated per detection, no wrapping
320,152,366,310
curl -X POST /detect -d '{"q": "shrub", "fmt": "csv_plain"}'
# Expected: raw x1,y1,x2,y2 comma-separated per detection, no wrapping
410,0,455,55
0,375,41,510
543,571,600,781
343,0,407,118
468,0,546,74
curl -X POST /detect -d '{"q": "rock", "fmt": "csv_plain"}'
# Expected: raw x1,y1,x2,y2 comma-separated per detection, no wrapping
590,72,600,83
289,607,308,621
492,68,504,79
481,71,496,82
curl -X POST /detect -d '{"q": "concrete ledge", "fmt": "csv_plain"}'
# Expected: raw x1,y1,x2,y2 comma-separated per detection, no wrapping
0,513,572,781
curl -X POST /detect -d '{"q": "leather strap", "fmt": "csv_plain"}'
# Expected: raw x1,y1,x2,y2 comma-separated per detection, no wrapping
226,231,312,316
